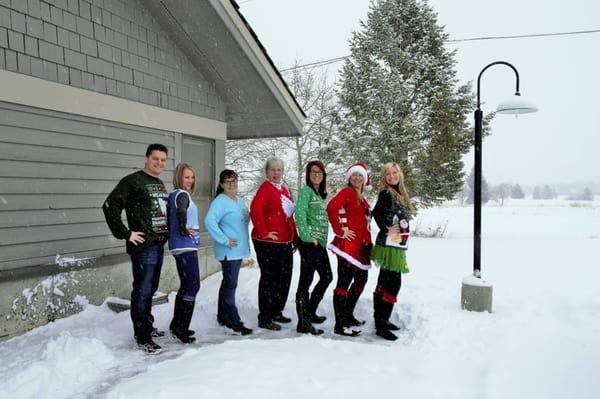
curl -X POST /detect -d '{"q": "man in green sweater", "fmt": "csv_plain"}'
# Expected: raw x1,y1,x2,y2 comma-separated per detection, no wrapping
102,143,169,354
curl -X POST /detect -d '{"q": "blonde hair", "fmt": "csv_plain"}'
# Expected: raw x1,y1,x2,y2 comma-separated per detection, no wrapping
172,163,196,194
377,162,415,213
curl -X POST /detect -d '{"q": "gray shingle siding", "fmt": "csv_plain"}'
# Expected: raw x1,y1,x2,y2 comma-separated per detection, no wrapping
0,0,224,121
0,101,178,271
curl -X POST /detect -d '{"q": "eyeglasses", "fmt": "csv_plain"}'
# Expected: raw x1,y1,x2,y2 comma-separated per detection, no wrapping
222,179,237,184
310,171,323,176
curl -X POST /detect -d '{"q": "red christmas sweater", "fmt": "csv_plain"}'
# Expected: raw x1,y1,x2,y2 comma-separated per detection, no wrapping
326,186,372,270
250,180,298,244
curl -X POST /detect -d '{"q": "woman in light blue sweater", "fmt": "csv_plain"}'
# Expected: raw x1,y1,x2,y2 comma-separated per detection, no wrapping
204,169,252,335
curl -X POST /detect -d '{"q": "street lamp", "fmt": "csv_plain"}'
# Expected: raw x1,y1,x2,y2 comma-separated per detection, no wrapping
462,61,538,313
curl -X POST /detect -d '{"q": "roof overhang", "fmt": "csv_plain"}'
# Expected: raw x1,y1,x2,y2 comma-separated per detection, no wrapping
142,0,305,139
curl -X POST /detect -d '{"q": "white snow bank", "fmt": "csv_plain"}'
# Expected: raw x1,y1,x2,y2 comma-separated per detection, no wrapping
2,332,117,399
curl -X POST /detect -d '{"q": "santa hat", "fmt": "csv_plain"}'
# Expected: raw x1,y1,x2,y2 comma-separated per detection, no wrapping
345,162,370,186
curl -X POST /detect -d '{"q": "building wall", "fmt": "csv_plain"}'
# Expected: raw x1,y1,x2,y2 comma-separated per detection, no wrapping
0,100,179,271
0,0,237,340
0,0,225,121
0,248,221,340
0,99,224,340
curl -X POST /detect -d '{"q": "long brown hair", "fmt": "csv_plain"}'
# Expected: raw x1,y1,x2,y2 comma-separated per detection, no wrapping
305,160,327,199
376,162,415,213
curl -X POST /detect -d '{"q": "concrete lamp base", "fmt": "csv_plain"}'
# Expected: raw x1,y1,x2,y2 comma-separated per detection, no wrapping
461,274,493,313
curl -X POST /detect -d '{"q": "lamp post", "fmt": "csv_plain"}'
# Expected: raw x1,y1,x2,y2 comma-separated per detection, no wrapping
461,61,537,312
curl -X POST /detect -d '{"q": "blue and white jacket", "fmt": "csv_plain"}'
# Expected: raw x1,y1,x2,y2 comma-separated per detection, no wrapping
167,189,200,254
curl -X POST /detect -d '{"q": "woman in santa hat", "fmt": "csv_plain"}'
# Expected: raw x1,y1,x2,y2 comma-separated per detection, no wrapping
326,162,372,336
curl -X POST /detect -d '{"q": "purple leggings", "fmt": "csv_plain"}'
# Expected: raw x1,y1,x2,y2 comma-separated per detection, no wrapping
173,251,200,301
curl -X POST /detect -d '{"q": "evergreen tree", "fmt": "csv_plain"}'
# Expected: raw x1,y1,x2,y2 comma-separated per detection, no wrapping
581,187,594,201
321,0,478,206
465,167,489,205
542,184,556,199
511,184,525,199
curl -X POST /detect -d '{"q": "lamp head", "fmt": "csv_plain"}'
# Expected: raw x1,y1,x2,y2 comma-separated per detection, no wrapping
496,93,538,115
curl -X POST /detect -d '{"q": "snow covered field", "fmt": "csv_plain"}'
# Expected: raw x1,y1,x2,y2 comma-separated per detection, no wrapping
1,198,599,399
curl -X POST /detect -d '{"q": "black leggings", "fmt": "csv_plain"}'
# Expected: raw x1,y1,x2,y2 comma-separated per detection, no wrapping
296,242,333,309
334,257,368,297
374,268,402,303
253,240,293,324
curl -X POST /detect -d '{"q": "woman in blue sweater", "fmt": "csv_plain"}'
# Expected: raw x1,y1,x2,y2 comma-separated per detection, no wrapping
205,170,253,335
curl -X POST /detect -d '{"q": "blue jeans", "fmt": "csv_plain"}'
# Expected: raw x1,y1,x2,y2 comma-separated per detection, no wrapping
218,258,243,328
130,244,164,340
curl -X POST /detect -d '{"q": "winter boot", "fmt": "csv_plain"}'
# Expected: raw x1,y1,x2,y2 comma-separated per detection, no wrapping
346,289,365,327
383,299,400,331
333,294,360,337
231,324,253,335
136,337,163,355
296,297,324,335
170,296,196,344
273,313,292,323
373,294,397,341
307,292,327,324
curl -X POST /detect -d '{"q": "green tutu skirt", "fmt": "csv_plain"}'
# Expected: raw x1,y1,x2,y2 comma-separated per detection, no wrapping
371,245,409,274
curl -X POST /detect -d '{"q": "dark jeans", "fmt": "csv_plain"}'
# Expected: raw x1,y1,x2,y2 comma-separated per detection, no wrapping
130,244,164,340
253,240,293,324
296,242,333,313
334,257,368,297
173,251,200,301
375,268,402,303
218,258,243,327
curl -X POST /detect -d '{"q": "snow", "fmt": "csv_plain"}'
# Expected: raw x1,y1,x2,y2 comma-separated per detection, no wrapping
462,274,492,287
1,198,599,399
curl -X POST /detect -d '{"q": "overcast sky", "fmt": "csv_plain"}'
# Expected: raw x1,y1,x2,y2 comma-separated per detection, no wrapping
239,0,599,186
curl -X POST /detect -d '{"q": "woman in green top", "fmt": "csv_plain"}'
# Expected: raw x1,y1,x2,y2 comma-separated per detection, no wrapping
294,160,333,335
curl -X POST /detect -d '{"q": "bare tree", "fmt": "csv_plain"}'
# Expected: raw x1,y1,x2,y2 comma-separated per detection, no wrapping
225,60,340,199
225,138,287,198
491,183,512,206
279,62,341,195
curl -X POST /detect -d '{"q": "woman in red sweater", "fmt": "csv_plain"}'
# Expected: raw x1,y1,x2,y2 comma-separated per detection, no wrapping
250,156,298,331
327,162,372,337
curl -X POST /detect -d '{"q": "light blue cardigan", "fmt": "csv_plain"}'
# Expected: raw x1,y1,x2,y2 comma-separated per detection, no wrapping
204,193,250,261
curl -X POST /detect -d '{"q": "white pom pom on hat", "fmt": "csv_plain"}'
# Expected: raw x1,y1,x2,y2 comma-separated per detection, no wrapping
345,162,371,186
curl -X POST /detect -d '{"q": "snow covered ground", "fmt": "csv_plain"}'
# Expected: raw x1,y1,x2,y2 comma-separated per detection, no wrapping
1,198,599,399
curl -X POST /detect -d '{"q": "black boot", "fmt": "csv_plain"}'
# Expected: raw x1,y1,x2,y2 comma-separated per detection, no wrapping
333,294,360,337
296,297,324,335
307,292,327,324
383,300,400,331
346,289,365,327
170,296,196,344
373,293,397,341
